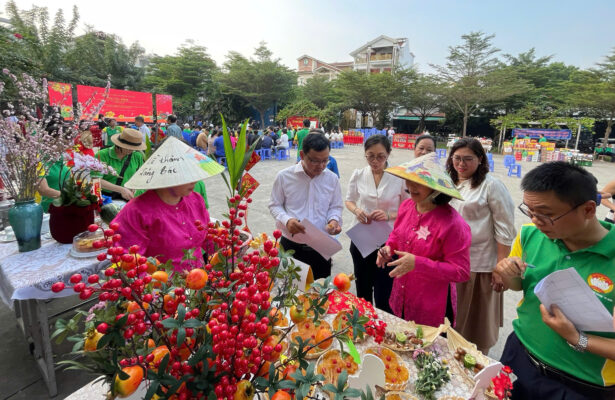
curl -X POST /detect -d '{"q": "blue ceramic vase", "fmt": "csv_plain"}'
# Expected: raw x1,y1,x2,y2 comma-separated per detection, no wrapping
8,199,43,252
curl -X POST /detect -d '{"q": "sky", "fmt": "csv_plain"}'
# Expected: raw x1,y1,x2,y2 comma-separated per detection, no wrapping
3,0,614,72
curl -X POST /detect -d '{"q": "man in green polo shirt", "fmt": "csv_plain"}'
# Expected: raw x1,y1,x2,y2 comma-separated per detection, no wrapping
494,161,615,399
539,133,547,143
102,118,123,147
294,119,311,162
96,128,145,201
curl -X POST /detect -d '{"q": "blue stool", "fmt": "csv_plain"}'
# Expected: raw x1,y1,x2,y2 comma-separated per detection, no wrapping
488,159,494,172
504,155,515,167
330,141,339,149
216,156,227,167
339,141,344,148
261,148,272,160
507,164,521,177
486,153,493,162
255,149,263,158
436,149,447,159
275,148,289,160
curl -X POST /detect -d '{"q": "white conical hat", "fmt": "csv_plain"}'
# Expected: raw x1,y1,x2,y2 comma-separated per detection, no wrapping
124,137,225,190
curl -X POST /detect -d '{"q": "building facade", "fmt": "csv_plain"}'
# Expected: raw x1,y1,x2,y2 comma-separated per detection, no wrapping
297,35,414,85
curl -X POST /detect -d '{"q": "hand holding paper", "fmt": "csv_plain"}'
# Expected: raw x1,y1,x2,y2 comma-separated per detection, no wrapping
276,219,342,260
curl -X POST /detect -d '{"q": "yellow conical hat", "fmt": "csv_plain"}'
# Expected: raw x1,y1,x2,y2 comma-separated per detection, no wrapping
385,152,463,200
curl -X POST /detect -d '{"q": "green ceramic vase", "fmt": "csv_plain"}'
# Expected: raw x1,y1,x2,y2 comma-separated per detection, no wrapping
8,199,43,252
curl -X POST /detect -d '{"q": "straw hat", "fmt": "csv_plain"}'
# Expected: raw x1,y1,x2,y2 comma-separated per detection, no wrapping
385,152,463,200
111,128,146,151
124,137,224,190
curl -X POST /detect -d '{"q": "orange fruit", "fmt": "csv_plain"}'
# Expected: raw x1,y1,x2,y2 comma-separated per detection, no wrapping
234,380,254,400
186,268,208,290
151,271,168,287
271,390,292,400
114,365,143,398
146,257,160,274
83,330,103,352
146,339,155,349
333,273,351,292
315,327,333,350
150,346,170,370
209,252,221,266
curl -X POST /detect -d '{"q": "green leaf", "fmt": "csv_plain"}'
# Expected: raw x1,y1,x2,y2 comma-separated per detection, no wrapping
176,328,186,347
144,381,160,400
233,119,247,178
160,318,180,329
345,339,361,365
220,115,236,185
176,303,186,323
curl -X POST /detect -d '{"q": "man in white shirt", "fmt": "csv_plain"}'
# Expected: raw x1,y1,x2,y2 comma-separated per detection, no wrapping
135,116,150,143
269,133,343,279
387,126,395,143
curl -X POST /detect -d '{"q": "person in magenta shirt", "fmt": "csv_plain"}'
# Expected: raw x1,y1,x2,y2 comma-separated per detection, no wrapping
377,152,471,327
112,137,214,272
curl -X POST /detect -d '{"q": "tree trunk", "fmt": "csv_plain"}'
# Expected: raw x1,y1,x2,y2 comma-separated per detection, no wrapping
462,104,468,137
604,117,613,146
416,117,426,134
258,109,266,130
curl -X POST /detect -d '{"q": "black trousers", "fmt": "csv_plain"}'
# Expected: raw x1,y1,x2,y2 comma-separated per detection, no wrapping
349,242,393,314
280,237,332,280
500,332,615,400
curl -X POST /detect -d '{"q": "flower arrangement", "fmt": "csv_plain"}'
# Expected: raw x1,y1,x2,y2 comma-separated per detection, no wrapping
0,69,108,202
51,119,384,400
53,152,117,208
488,365,514,400
412,349,451,400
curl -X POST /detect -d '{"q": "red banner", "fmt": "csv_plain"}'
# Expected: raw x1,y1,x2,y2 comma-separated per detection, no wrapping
77,85,153,122
286,116,319,130
48,82,74,120
156,94,173,122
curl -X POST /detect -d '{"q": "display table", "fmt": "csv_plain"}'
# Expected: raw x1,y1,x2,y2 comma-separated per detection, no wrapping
0,238,107,396
65,308,495,400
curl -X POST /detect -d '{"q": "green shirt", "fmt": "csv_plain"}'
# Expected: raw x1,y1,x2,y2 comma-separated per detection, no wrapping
286,130,294,141
511,223,615,386
103,126,123,146
539,137,547,143
295,128,309,154
41,161,70,213
95,146,144,192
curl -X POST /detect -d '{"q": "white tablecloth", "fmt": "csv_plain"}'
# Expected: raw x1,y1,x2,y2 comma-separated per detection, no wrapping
0,238,106,308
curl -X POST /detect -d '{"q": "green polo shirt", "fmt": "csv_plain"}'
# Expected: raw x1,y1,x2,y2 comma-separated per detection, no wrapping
40,161,71,212
539,137,547,143
95,146,144,192
103,126,123,146
295,128,309,156
511,222,615,386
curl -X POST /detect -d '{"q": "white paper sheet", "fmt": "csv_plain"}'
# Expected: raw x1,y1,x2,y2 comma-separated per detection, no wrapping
345,221,393,258
275,219,342,260
534,267,614,332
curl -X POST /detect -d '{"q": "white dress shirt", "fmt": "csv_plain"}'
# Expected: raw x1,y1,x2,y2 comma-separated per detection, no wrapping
346,166,408,229
269,163,343,235
276,134,289,149
138,124,151,142
450,173,516,273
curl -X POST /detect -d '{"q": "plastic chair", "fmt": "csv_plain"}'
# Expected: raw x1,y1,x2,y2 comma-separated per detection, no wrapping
504,155,516,167
275,148,289,160
261,148,272,160
255,149,263,158
436,149,447,159
488,159,494,172
486,153,493,162
507,164,521,178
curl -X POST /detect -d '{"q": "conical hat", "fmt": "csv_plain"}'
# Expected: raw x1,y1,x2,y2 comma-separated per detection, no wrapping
124,137,225,190
385,152,463,200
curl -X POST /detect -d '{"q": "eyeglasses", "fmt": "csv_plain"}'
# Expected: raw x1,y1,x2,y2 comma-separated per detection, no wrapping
365,154,388,162
518,202,582,225
305,155,329,166
452,155,477,164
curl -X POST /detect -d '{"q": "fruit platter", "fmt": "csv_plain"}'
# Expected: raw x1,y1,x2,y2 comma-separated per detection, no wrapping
382,319,449,352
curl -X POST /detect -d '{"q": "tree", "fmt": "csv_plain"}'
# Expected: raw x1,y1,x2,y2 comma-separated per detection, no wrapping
5,0,79,82
569,49,615,145
432,32,528,136
142,42,217,118
64,29,145,89
398,72,444,133
300,75,336,109
221,42,296,128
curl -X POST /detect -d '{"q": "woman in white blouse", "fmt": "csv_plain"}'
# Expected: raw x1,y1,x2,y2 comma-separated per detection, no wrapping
446,137,516,354
345,134,408,313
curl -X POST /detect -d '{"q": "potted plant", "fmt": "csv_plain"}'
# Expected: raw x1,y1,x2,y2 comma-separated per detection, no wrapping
50,119,386,399
48,152,117,243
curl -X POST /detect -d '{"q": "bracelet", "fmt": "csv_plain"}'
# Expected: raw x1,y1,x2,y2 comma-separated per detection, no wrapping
568,331,588,352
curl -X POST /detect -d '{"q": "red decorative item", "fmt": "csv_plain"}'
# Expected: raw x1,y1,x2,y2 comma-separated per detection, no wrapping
245,151,261,171
48,204,96,243
327,291,377,319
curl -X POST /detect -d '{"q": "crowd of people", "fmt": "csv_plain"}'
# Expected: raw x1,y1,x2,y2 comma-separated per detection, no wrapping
28,111,615,399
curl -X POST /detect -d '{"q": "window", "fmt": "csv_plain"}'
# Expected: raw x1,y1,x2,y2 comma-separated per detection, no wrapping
303,58,309,65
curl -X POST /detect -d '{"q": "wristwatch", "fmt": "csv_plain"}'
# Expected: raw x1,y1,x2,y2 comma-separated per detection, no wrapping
569,331,588,352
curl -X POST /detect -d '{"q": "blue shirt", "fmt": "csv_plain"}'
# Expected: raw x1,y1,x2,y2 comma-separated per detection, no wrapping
327,156,340,178
261,135,273,149
166,123,182,139
214,136,226,157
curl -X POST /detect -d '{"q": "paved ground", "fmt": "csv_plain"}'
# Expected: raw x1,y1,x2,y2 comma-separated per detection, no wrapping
2,143,614,399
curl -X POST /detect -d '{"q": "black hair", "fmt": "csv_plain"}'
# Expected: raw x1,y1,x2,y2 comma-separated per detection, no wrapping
433,193,452,205
303,132,330,153
167,114,177,123
446,137,489,188
135,116,144,123
415,134,436,149
521,161,598,207
364,134,391,154
303,119,311,127
283,128,287,134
